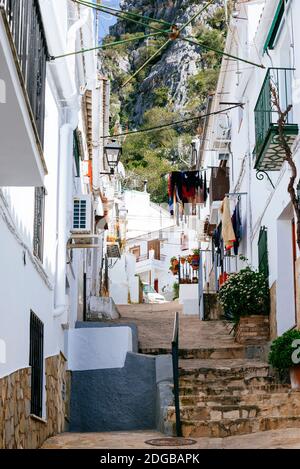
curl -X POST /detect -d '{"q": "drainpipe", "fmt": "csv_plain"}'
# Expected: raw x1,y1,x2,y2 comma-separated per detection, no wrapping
54,117,77,318
52,6,89,319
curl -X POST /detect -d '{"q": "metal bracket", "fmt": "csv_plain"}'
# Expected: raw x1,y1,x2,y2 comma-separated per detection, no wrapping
256,170,275,189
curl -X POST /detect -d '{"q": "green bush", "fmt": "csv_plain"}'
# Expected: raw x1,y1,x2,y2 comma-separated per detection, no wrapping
269,329,300,370
218,267,270,324
173,282,179,300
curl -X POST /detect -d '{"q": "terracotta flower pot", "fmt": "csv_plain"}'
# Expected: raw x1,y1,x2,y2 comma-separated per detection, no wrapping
290,366,300,390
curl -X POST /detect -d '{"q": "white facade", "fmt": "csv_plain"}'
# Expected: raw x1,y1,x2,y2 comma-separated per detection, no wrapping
200,0,300,335
113,189,199,303
0,0,98,395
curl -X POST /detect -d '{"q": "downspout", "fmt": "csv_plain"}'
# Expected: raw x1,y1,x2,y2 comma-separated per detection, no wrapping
53,7,89,319
53,122,75,318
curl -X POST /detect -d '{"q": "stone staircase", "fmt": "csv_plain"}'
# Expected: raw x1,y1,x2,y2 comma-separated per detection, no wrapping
166,338,300,438
107,304,300,440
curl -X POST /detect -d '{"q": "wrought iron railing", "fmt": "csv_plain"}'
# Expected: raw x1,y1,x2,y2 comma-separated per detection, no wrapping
172,311,182,437
178,256,199,284
254,68,295,160
137,253,167,262
0,0,49,144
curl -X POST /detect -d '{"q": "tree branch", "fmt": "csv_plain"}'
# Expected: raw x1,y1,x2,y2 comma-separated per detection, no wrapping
270,84,300,249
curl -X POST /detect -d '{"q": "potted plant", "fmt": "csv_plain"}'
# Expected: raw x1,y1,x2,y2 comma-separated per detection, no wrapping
268,329,300,390
186,255,192,264
218,267,270,325
171,256,179,267
180,256,186,265
191,249,200,268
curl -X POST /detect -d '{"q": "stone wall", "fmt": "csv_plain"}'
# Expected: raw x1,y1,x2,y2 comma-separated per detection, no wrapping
235,316,270,345
204,293,223,320
0,353,69,449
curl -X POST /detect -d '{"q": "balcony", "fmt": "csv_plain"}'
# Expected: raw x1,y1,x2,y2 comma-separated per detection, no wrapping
0,0,48,185
135,253,167,274
254,68,299,171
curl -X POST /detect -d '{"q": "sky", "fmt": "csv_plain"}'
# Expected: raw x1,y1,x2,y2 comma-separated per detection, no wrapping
97,0,120,40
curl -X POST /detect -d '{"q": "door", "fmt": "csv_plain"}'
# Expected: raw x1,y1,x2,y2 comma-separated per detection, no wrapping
277,208,297,334
154,279,159,293
148,240,160,260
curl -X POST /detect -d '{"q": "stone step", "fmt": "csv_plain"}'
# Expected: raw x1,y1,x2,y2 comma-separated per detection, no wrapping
179,362,270,381
179,376,275,395
180,416,300,439
168,404,260,422
178,346,246,360
139,346,247,358
179,388,294,406
170,393,300,422
180,383,291,399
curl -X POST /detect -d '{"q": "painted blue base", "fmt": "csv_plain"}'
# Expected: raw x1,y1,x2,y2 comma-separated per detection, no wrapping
70,352,157,432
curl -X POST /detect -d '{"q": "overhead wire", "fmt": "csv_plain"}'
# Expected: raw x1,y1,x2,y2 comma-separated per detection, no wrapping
100,104,243,139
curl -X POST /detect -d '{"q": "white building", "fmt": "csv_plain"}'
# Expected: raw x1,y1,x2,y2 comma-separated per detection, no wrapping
0,0,110,448
200,0,300,336
116,189,199,309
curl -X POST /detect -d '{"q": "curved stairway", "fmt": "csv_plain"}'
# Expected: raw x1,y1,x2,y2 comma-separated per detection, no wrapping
113,305,300,439
166,325,300,438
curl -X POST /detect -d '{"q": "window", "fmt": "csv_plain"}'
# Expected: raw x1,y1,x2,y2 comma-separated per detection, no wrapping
33,187,46,262
29,311,44,418
258,226,269,279
130,246,141,259
264,0,291,52
73,130,81,177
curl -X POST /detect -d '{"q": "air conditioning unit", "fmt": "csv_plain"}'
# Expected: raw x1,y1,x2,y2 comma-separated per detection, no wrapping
71,196,92,233
213,114,231,149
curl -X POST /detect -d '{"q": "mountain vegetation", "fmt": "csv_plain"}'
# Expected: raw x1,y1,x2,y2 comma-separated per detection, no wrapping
100,0,228,202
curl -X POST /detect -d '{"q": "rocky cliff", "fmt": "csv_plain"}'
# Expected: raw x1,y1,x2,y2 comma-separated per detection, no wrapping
100,0,226,127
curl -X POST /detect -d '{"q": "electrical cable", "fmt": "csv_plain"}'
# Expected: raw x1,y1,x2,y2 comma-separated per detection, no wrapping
72,0,173,27
71,0,170,33
51,30,168,60
100,104,243,139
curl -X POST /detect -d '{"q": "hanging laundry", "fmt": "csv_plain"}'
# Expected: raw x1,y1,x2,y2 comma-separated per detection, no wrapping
221,197,236,250
168,171,207,214
232,198,242,255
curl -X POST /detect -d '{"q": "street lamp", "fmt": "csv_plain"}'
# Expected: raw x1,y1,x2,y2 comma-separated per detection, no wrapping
191,141,198,167
101,140,122,175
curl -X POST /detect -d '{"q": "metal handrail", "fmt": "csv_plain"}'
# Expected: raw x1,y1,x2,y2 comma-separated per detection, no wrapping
171,311,182,437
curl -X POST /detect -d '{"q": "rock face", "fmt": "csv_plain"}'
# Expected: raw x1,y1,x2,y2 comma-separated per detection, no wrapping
100,0,223,125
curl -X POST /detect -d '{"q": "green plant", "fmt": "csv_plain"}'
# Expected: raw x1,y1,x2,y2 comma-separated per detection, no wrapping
218,267,270,324
192,249,200,256
173,282,179,300
269,329,300,371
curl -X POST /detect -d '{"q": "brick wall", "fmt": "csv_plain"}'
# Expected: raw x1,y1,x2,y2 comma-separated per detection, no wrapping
235,316,270,345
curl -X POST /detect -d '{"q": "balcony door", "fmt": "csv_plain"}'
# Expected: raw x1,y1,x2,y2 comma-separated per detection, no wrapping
148,240,160,260
277,205,297,334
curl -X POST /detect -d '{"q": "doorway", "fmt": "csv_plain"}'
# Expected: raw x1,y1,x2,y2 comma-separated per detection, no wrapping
277,204,297,334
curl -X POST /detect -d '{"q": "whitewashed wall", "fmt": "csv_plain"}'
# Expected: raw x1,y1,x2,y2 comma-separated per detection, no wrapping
202,0,300,334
